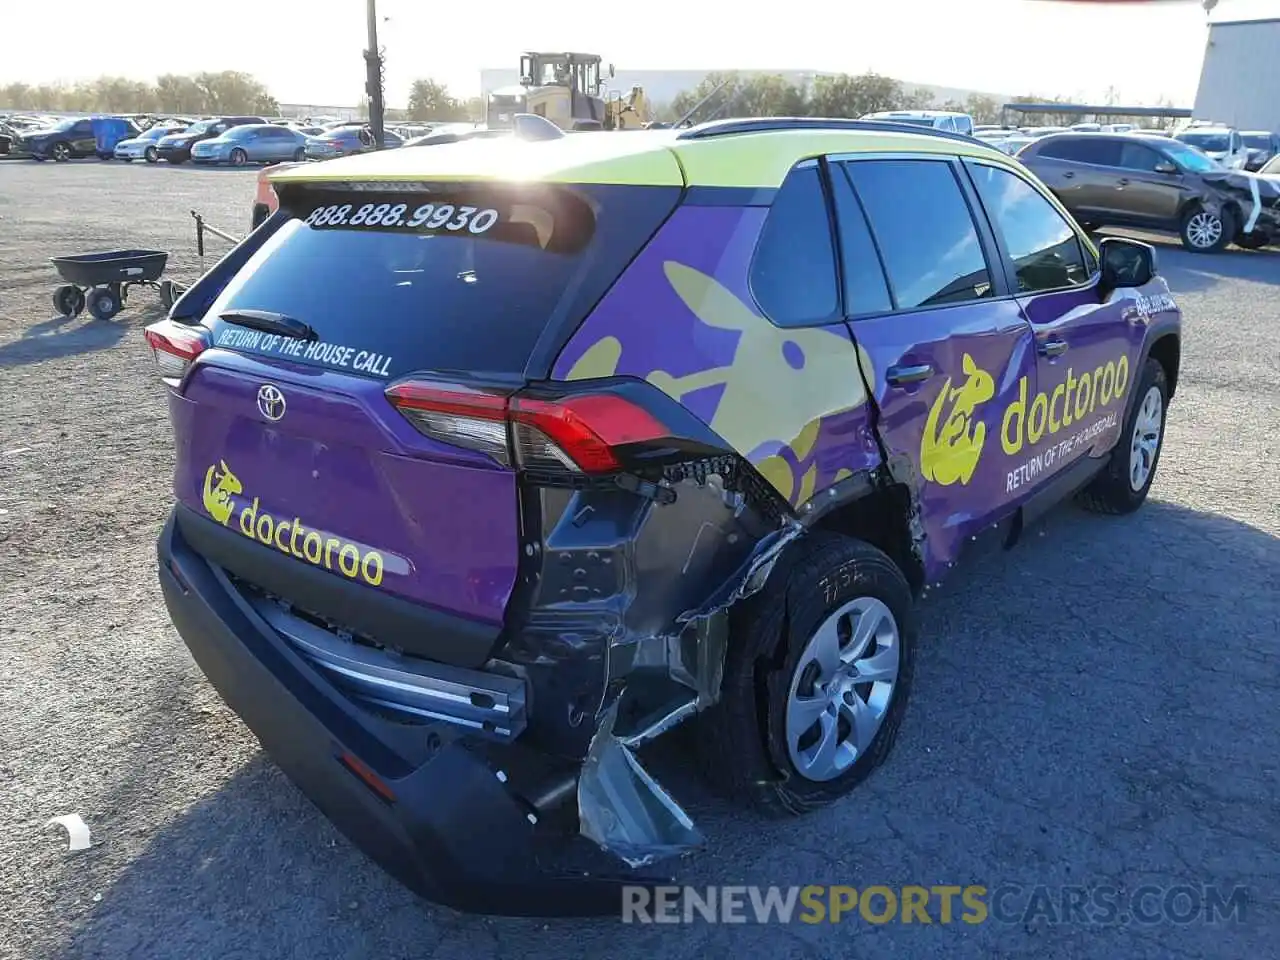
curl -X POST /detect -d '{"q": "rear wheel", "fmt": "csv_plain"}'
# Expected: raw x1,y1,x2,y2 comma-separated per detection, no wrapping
1179,204,1233,253
697,533,916,816
230,148,248,167
293,147,306,162
51,141,72,162
52,285,84,317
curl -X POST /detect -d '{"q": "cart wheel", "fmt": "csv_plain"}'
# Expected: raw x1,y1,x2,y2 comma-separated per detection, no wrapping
67,287,86,317
158,280,177,310
87,286,123,321
52,285,79,317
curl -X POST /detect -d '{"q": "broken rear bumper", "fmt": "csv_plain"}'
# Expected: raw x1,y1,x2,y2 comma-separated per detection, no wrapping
156,508,661,916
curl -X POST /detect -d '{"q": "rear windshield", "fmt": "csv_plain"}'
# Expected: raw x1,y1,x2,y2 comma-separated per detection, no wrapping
203,181,679,380
1177,132,1228,152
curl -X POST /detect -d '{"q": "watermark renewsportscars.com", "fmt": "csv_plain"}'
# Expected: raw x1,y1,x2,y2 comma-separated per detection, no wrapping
621,883,1248,926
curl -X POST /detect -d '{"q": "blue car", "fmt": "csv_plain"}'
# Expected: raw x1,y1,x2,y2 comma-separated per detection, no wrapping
190,124,310,166
304,124,402,160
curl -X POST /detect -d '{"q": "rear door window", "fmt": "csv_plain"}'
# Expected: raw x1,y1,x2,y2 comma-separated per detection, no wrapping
1037,137,1122,167
749,163,840,327
843,159,993,310
203,181,680,380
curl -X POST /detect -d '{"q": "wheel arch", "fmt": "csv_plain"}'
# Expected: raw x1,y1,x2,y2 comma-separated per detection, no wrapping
1146,332,1181,400
806,481,925,595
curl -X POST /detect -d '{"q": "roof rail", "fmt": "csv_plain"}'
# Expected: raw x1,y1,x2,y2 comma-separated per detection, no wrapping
675,116,983,147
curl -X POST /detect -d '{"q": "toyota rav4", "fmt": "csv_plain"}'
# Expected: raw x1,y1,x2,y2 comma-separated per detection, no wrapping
147,118,1182,916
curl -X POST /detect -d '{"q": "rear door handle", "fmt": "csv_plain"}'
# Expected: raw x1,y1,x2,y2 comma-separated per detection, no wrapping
886,363,934,386
1038,339,1069,358
1117,178,1130,187
1062,171,1075,179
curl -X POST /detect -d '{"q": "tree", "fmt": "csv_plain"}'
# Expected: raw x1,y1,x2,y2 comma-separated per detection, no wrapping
0,72,277,115
809,72,903,118
964,94,1000,125
407,78,463,121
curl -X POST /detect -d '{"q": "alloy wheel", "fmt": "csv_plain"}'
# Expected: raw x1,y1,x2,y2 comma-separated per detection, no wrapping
1129,385,1163,491
1187,211,1223,249
786,596,901,782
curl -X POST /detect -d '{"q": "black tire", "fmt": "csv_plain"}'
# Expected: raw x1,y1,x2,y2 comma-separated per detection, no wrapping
1077,357,1169,515
51,141,72,162
86,286,122,321
293,147,306,162
144,146,158,163
158,280,177,310
1179,204,1233,253
1234,231,1268,250
230,148,248,167
697,532,916,817
52,285,80,317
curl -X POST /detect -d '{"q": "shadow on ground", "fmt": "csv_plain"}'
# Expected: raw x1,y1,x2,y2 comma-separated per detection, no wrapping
51,498,1278,960
0,307,162,368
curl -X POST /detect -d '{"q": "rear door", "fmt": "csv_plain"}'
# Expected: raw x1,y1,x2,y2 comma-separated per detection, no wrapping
72,120,95,154
170,173,683,643
830,154,1038,580
1113,139,1185,226
966,160,1134,472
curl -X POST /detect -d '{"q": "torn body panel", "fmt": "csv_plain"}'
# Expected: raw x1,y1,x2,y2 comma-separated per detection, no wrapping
496,455,803,866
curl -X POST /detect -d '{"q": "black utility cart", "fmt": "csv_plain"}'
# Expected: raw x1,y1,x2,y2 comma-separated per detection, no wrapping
50,249,184,321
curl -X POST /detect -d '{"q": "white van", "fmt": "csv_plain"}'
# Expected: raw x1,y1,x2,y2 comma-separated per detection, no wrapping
860,110,975,137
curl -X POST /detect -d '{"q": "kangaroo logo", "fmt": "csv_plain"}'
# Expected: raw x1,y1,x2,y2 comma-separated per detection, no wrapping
566,261,868,463
202,460,243,526
920,353,995,487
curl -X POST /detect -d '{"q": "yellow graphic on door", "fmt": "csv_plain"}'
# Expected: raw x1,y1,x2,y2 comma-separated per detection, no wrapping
202,460,242,525
920,353,995,487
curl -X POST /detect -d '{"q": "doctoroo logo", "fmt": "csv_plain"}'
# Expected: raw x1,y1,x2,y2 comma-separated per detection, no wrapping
920,353,996,487
200,461,387,586
1001,354,1130,455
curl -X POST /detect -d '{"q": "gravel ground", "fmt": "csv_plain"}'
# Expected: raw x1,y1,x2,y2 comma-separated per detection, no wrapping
1,160,1277,960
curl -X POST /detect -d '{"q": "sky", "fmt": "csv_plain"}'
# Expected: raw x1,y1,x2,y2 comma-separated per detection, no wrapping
2,0,1278,108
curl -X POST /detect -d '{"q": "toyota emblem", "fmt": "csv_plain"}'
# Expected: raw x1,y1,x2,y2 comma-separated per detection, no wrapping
257,384,286,421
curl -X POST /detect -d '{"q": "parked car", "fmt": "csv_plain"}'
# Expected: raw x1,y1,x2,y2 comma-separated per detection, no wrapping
860,109,975,136
304,124,403,159
1021,125,1070,138
114,122,187,162
0,120,16,155
1173,125,1249,171
1240,131,1279,172
1259,153,1280,177
997,134,1038,155
145,116,1181,914
156,116,267,164
1018,131,1280,251
191,124,309,166
11,116,97,161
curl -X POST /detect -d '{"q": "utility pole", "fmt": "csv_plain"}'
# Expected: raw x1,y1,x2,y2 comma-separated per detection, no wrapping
364,0,386,149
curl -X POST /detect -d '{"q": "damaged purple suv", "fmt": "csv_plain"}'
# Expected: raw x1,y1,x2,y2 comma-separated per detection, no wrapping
148,118,1182,915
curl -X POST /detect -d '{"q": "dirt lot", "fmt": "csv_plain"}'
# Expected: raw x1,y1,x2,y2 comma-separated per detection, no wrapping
1,160,1277,960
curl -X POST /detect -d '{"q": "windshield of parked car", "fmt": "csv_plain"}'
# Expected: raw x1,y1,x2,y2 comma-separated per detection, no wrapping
1242,134,1272,150
877,116,936,127
141,125,179,141
51,118,82,132
1177,132,1229,153
1161,140,1223,173
185,119,217,136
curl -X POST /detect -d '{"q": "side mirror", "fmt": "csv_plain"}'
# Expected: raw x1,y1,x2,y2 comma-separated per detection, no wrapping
1099,236,1157,295
1153,160,1178,174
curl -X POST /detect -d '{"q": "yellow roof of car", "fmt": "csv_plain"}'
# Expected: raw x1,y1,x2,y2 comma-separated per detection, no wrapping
269,126,1014,191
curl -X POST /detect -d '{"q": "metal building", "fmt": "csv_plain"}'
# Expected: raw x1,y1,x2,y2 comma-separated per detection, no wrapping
1192,16,1280,131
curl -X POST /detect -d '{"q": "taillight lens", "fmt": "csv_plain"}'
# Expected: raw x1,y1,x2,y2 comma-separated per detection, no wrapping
143,320,207,385
385,380,667,475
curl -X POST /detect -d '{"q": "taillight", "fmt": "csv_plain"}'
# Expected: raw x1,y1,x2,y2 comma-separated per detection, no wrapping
385,380,667,475
143,320,207,385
